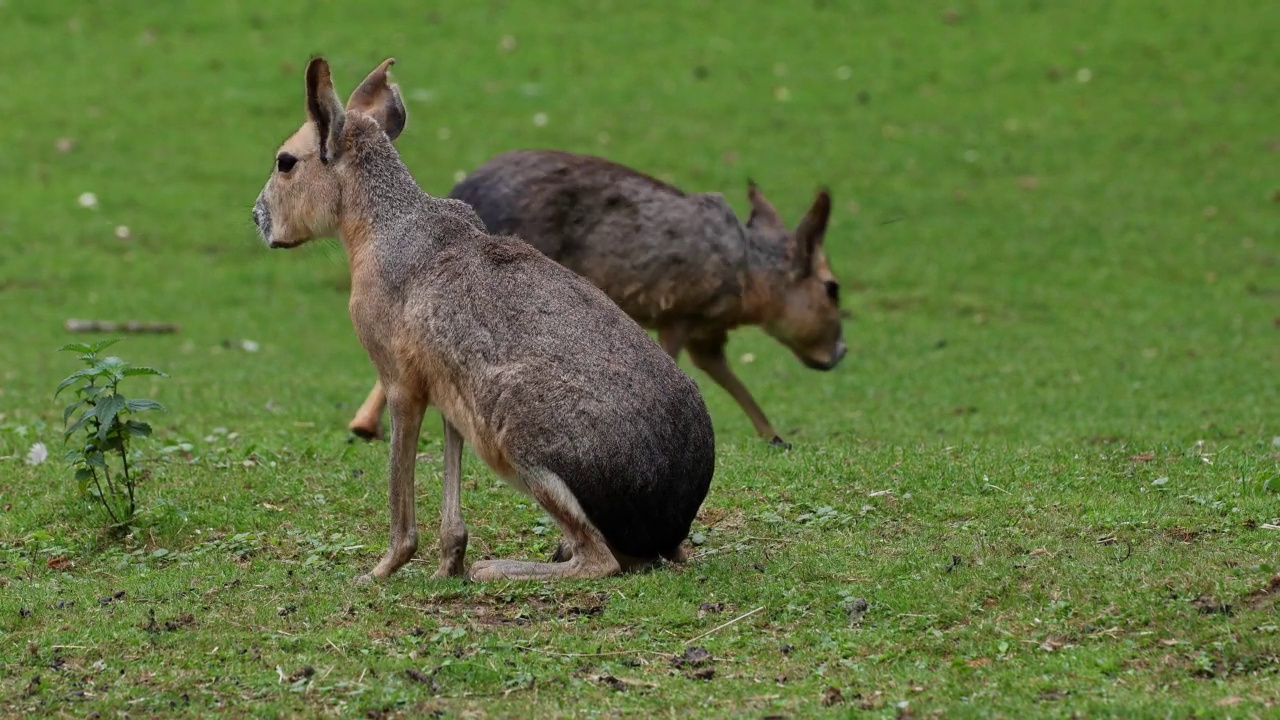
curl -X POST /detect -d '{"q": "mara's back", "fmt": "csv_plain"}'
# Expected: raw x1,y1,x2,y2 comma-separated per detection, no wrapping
382,208,715,559
449,150,746,327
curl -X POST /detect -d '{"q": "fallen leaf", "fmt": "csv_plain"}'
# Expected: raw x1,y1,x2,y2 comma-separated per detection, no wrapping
674,646,712,668
1128,451,1155,462
697,602,724,618
46,556,71,571
846,597,869,625
822,686,845,706
590,674,657,690
405,669,439,690
1216,696,1242,707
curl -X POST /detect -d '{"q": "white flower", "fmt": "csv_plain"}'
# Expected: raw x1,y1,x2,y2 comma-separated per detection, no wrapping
78,192,99,210
532,112,548,127
114,225,131,239
26,442,48,466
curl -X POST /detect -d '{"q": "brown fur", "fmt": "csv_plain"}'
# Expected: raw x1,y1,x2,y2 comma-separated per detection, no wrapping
348,151,847,446
251,58,714,583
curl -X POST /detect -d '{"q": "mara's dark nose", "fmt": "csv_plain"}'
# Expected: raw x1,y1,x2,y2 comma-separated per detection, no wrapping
800,341,847,371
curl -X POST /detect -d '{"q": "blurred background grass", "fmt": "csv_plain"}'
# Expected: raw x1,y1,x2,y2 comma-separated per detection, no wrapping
1,1,1274,452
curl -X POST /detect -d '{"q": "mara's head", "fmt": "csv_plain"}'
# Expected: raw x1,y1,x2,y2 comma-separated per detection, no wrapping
251,57,407,249
746,182,847,371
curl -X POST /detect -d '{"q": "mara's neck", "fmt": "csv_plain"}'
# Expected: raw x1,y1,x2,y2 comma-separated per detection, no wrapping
336,144,424,275
737,226,789,325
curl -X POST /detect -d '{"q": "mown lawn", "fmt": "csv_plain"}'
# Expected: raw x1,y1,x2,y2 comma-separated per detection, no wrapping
1,1,1277,717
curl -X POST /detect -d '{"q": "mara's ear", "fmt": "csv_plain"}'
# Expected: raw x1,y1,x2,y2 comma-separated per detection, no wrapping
793,188,832,269
346,58,407,141
746,179,784,228
305,56,346,163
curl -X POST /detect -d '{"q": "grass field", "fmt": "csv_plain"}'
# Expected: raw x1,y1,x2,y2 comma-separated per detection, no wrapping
2,1,1278,717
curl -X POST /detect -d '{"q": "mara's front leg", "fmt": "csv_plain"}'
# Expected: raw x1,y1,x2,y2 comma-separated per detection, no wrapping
360,387,426,582
435,418,469,578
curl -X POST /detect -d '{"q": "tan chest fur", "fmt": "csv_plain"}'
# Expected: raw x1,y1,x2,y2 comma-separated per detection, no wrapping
349,282,517,483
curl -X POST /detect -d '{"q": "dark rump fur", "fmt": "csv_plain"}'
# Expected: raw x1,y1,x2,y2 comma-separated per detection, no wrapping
410,228,715,560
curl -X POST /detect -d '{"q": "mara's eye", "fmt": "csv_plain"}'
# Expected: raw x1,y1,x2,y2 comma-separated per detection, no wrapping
276,153,298,174
824,280,840,304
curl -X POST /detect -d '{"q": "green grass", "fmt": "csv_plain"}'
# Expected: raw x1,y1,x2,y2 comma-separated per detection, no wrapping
2,1,1278,717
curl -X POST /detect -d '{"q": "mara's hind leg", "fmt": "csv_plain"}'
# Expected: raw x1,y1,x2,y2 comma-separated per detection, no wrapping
348,378,387,440
469,467,621,582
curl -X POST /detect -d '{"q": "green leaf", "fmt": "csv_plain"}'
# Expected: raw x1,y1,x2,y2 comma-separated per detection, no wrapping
124,398,166,413
95,357,128,384
85,451,107,469
65,408,96,438
63,400,87,425
74,467,94,494
60,338,120,360
122,367,169,378
93,394,127,440
55,368,99,396
59,342,95,354
100,435,125,453
124,420,153,438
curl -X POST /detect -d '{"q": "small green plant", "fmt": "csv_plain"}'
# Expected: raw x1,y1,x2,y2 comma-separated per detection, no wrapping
56,339,168,528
